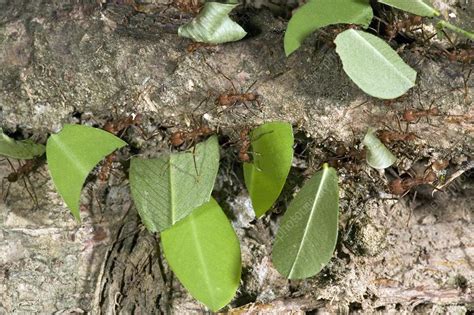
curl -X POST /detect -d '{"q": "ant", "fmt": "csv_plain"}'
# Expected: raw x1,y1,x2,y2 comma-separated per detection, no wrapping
103,113,142,137
171,0,202,14
389,170,437,196
2,156,46,207
215,77,261,115
186,42,216,54
402,106,440,123
237,127,252,163
169,124,214,148
99,113,143,182
377,130,417,144
385,15,423,41
205,61,262,116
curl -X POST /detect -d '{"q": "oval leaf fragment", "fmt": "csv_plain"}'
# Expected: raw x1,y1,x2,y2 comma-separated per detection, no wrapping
379,0,439,17
161,198,241,312
46,125,127,221
362,127,397,169
0,128,45,159
272,164,339,279
130,136,220,232
335,29,417,99
243,122,294,218
178,2,247,44
285,0,373,56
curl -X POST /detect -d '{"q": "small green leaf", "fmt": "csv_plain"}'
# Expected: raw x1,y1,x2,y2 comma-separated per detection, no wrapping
130,136,220,232
335,29,417,99
272,164,339,279
285,0,373,56
243,122,294,218
161,198,241,311
0,128,45,159
362,128,397,169
178,2,247,44
46,125,127,221
379,0,439,17
436,20,474,40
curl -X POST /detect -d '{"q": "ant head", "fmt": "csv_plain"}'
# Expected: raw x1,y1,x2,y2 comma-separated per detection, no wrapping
170,132,185,147
389,178,405,195
238,151,251,163
403,110,416,122
7,173,18,182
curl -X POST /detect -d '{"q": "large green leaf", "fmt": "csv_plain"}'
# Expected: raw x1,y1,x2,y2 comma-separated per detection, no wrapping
46,125,127,221
284,0,373,56
362,128,397,169
379,0,439,17
272,164,339,279
178,2,247,44
129,136,220,232
335,29,417,99
0,128,45,159
243,122,294,218
161,198,241,311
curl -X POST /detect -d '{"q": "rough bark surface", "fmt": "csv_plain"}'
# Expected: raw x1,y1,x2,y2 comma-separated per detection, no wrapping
0,0,472,313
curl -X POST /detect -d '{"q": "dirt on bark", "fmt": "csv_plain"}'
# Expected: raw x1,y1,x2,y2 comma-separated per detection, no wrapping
0,0,472,313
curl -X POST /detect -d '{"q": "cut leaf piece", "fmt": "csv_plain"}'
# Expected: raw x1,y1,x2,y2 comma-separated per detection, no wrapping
243,122,294,218
362,128,397,169
285,0,373,56
379,0,439,17
0,128,45,159
272,164,339,279
178,2,247,44
161,198,241,312
46,125,127,221
130,136,220,232
335,29,417,99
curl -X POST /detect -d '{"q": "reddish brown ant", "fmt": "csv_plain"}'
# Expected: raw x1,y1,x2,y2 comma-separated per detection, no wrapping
389,170,437,196
2,156,46,207
215,77,261,115
172,0,202,14
385,15,423,41
186,42,216,54
169,124,214,148
402,106,440,123
99,113,143,182
377,130,417,144
237,127,252,163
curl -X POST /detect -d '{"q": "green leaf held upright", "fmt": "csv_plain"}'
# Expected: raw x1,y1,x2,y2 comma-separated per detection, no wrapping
272,164,339,279
178,2,247,44
46,125,127,221
0,128,45,160
378,0,439,17
129,136,220,232
284,0,373,56
161,198,241,312
243,122,294,217
335,29,417,99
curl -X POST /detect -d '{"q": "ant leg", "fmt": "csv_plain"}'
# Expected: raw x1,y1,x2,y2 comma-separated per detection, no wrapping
6,158,17,173
242,101,258,117
192,95,210,115
22,176,39,209
244,80,258,94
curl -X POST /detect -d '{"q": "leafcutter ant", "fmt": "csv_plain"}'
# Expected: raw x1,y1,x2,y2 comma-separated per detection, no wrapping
377,130,417,144
99,113,143,182
402,105,440,123
389,170,437,196
205,61,262,116
2,156,46,208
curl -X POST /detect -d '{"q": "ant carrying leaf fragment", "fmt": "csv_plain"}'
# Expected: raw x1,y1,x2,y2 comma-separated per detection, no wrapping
129,135,220,233
243,122,294,218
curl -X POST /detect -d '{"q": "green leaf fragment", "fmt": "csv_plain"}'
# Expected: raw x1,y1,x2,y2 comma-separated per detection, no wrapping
0,128,45,159
178,2,247,44
161,198,241,312
379,0,439,17
362,128,397,169
130,136,220,232
284,0,373,56
243,122,294,218
46,125,127,221
436,21,474,40
272,164,339,279
335,29,417,99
